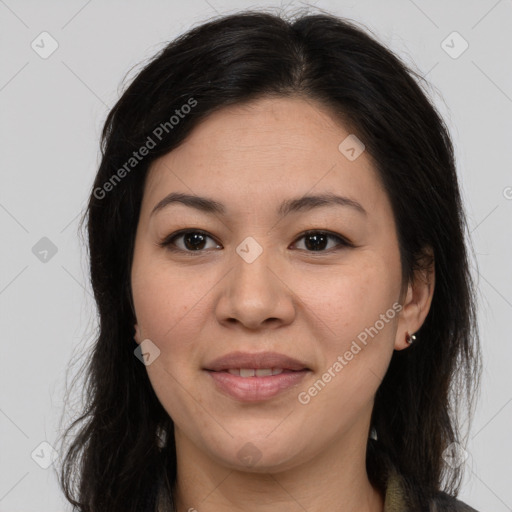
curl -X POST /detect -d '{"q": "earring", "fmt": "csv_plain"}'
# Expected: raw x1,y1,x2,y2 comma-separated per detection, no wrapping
155,424,167,450
405,332,416,345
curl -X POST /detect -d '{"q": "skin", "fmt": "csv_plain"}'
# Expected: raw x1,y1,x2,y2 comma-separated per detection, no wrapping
131,96,434,512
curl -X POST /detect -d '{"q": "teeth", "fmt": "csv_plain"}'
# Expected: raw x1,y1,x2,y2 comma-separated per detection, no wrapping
255,368,272,377
226,368,285,377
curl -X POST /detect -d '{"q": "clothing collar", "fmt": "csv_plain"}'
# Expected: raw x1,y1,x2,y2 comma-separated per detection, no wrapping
383,468,409,511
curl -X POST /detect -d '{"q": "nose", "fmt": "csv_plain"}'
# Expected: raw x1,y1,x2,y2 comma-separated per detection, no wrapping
215,242,296,330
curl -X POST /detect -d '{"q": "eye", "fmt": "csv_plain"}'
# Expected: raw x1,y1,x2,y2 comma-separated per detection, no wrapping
158,229,221,253
291,230,353,252
158,229,353,254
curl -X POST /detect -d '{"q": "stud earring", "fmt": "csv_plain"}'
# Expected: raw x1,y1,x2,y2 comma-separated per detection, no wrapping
405,332,416,345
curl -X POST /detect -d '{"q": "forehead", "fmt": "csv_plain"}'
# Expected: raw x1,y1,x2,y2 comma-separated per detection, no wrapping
157,96,354,162
142,96,385,217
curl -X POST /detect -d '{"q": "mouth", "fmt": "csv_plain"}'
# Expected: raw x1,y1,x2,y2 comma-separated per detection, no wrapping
203,351,312,401
204,368,311,402
203,350,311,373
209,368,302,377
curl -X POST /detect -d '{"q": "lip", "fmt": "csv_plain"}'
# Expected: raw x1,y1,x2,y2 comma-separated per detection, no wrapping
203,351,311,402
205,369,310,402
203,351,310,372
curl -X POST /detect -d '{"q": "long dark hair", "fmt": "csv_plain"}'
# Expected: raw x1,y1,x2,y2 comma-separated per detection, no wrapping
57,7,482,511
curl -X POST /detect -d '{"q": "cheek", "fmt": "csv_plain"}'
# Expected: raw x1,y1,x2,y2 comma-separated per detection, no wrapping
296,257,400,395
301,258,399,340
131,257,214,424
132,251,211,342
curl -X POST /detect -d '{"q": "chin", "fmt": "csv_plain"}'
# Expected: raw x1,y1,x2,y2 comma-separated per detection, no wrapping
206,436,310,474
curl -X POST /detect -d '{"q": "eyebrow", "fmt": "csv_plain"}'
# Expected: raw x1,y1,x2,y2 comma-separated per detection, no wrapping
150,191,367,218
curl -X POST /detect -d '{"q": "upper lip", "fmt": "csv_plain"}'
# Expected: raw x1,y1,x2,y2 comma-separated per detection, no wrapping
204,351,310,372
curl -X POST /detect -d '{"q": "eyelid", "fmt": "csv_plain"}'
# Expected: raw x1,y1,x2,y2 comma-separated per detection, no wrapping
158,228,354,253
157,228,221,252
293,229,354,249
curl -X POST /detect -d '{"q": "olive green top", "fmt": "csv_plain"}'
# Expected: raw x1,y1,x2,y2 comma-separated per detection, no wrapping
383,470,409,511
382,466,479,511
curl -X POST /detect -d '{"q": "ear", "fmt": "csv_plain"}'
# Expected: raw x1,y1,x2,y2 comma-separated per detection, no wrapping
133,323,142,345
395,248,435,350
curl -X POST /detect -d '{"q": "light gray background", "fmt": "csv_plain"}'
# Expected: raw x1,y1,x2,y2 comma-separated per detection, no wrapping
1,0,511,510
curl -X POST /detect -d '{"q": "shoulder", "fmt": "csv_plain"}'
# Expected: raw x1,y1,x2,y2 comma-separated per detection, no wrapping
428,490,480,512
384,468,481,512
368,439,481,512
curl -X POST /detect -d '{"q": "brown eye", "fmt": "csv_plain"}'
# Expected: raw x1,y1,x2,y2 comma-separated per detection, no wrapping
159,229,352,255
159,230,221,252
292,231,352,252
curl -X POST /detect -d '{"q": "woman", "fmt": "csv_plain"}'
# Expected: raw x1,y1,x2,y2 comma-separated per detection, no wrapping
58,8,482,512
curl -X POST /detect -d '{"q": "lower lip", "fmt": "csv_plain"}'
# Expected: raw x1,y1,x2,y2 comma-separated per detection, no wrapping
204,370,310,402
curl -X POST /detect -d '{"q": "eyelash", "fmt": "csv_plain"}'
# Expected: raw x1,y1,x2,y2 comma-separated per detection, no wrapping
157,229,354,255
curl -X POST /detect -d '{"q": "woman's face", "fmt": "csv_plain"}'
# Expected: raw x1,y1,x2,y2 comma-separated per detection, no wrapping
131,96,415,472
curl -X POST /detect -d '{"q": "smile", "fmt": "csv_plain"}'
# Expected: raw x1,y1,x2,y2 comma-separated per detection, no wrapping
205,369,310,401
